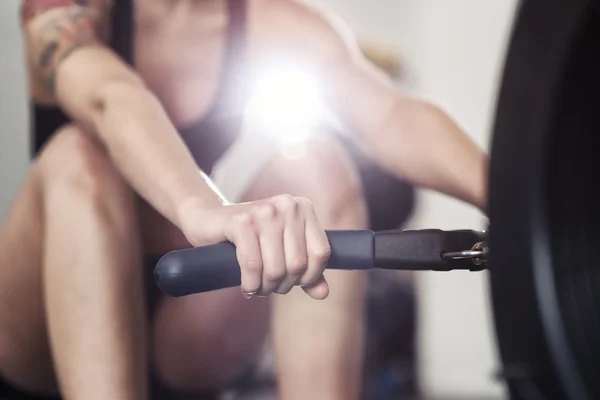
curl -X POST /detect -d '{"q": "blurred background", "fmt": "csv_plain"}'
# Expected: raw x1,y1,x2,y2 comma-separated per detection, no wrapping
1,0,518,399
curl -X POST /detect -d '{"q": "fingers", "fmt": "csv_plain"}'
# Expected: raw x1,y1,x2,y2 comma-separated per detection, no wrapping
228,195,329,299
298,198,331,299
255,203,286,295
229,213,262,297
275,199,307,294
302,275,329,300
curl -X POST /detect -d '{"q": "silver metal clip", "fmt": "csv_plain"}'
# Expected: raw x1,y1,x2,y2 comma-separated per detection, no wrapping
441,242,488,266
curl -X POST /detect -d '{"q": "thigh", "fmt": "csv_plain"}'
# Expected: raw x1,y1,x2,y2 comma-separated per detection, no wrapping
0,124,124,394
0,164,55,394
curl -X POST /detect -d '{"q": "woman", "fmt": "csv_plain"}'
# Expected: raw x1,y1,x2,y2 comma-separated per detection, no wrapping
0,0,487,399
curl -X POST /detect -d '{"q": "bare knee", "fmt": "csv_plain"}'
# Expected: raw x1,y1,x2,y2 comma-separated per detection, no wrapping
38,125,118,189
0,126,136,393
244,136,368,228
36,125,132,224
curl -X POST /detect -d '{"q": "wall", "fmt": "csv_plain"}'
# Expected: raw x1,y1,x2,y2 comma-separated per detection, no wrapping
324,0,518,398
320,0,423,88
0,1,29,219
410,1,517,398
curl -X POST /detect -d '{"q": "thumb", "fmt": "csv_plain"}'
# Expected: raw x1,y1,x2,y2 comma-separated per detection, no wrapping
302,275,329,300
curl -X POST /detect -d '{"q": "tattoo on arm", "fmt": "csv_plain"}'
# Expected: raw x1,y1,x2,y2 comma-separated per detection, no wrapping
21,0,90,23
21,1,99,94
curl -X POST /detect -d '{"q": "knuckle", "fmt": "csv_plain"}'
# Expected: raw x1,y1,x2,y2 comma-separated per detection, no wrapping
273,194,297,211
295,197,313,210
242,258,262,273
232,213,255,236
287,256,308,275
233,212,254,227
254,203,276,219
264,267,286,282
311,245,332,264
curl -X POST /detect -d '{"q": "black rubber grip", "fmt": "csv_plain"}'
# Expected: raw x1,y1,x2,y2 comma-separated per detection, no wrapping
155,230,375,297
374,229,486,271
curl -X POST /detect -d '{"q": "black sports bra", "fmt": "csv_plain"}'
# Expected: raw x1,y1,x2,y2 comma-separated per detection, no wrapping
32,0,250,175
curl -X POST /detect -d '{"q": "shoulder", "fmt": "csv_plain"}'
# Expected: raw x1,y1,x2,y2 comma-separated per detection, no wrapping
20,0,113,38
248,0,362,66
20,0,113,20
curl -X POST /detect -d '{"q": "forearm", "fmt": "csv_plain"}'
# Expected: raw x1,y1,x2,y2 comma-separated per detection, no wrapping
89,79,226,226
367,98,488,210
272,272,366,400
22,3,225,228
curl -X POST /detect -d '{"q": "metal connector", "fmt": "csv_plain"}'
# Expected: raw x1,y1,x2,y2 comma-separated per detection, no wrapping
441,241,488,267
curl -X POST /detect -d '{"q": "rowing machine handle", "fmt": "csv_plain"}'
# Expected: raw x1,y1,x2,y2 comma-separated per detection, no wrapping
155,230,374,297
155,229,485,297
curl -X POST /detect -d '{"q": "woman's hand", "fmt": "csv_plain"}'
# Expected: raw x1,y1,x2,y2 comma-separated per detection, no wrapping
177,195,332,299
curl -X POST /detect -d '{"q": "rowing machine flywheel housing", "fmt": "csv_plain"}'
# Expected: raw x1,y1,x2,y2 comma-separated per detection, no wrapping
488,1,600,399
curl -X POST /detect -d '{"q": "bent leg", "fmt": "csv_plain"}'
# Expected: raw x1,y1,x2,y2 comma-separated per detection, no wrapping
41,128,148,400
0,156,54,393
240,136,369,400
0,126,147,399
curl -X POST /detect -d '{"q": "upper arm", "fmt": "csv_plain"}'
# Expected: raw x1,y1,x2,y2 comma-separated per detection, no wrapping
311,13,401,140
20,0,112,104
261,0,402,139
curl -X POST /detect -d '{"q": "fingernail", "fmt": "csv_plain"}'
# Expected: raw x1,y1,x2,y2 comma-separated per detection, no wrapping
242,291,257,299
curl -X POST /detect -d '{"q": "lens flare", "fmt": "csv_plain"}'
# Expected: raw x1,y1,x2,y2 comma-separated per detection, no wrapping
246,66,325,145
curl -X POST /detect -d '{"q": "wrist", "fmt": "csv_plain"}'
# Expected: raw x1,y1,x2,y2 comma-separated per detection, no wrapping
176,196,226,227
